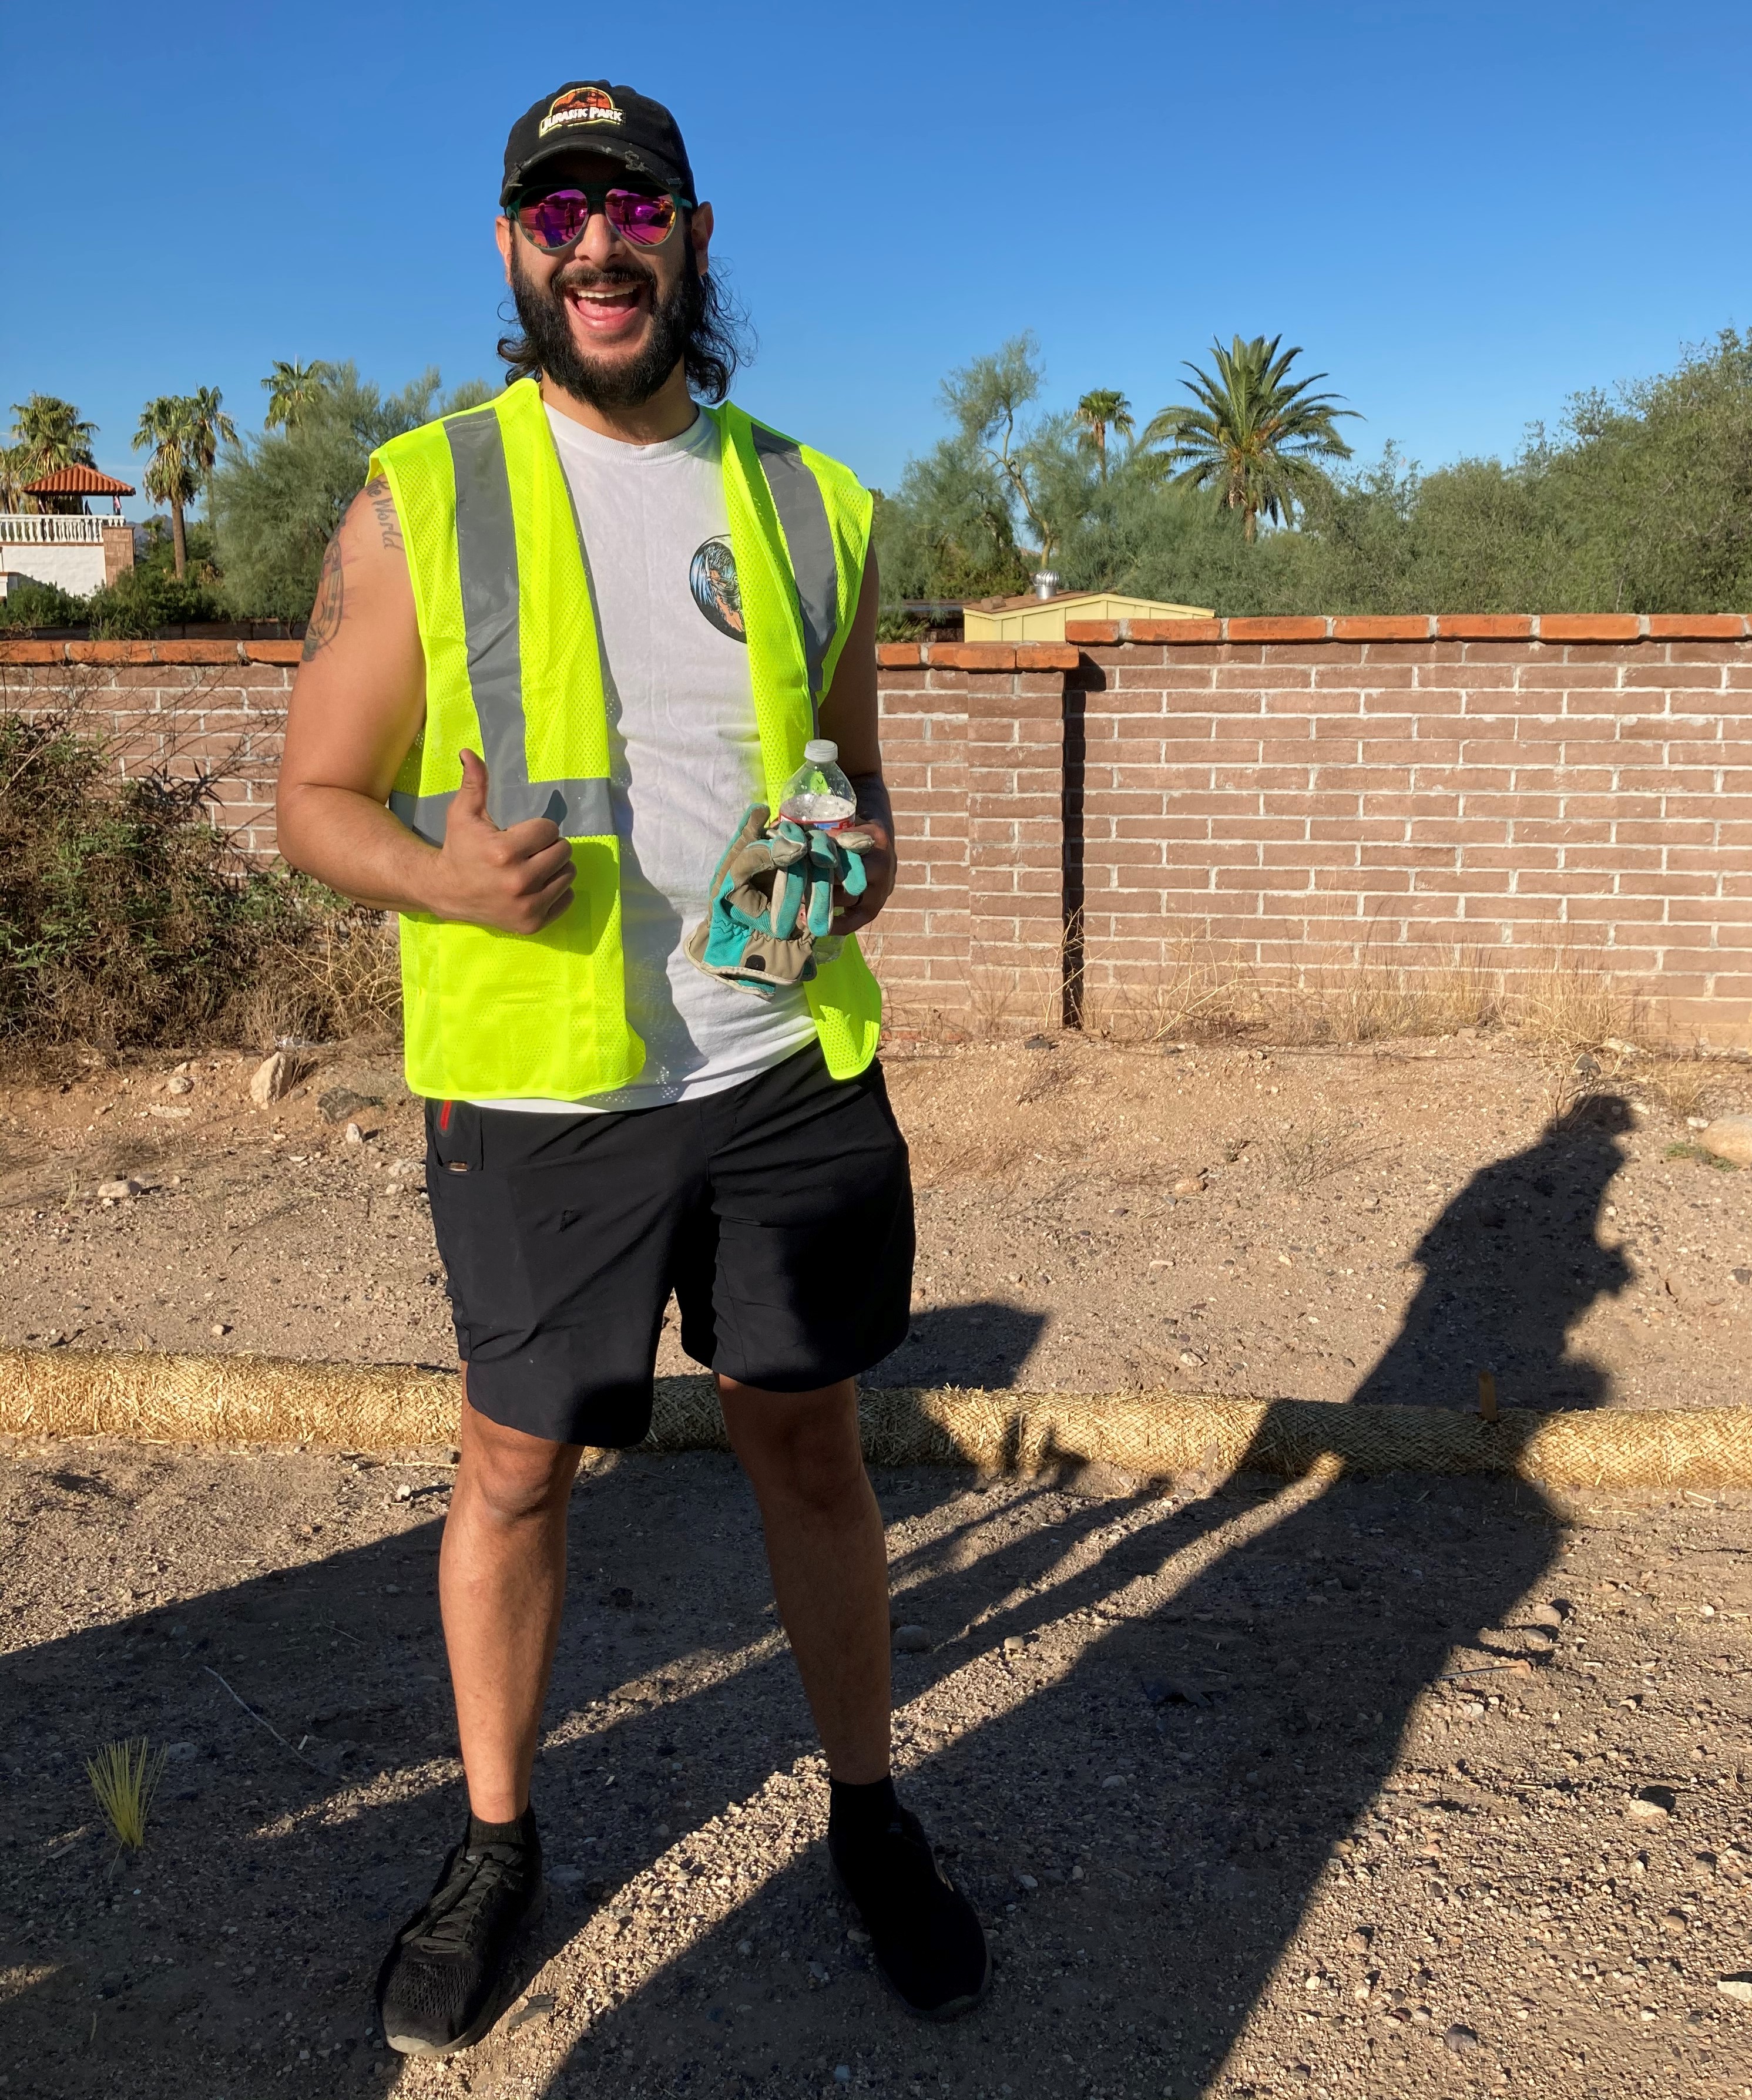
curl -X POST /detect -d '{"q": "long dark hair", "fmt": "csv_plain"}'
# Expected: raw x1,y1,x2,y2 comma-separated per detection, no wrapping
497,223,750,405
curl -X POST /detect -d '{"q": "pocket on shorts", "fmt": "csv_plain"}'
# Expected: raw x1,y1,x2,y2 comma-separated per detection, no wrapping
424,1103,535,1344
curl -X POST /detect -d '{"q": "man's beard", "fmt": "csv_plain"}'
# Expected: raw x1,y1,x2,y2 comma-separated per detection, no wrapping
508,240,699,411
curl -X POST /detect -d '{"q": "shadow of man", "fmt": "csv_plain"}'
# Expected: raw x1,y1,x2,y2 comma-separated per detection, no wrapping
1352,1092,1634,1410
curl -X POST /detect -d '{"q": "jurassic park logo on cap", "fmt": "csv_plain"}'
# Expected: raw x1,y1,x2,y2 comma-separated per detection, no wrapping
539,85,625,137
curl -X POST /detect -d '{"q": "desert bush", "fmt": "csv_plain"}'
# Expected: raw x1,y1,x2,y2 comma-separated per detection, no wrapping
0,577,89,631
0,710,397,1050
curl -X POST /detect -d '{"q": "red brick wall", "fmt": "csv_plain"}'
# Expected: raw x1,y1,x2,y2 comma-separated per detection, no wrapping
5,620,1748,1043
0,639,296,861
875,617,1752,1045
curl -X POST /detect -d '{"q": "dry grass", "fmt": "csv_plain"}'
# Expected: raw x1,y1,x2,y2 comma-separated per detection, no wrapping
86,1738,166,1854
1263,1111,1387,1192
238,909,401,1050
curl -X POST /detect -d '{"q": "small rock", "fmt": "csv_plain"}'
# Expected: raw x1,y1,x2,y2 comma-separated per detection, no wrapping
833,2068,851,2085
1716,1974,1752,2003
506,1992,554,2034
210,1322,230,1338
1687,1115,1711,1131
249,1051,291,1106
809,1961,830,1984
1348,1927,1374,1954
1521,1625,1558,1651
319,1086,380,1124
1023,1033,1052,1049
1069,1864,1084,1881
394,1482,414,1501
1171,1176,1204,1197
96,1177,139,1200
547,1865,587,1890
1002,1635,1025,1655
1627,1787,1676,1821
163,1073,194,1096
1178,1349,1206,1369
1531,1601,1565,1627
1016,1873,1038,1890
1733,1268,1751,1286
164,1741,199,1762
1100,1773,1125,1789
1698,1115,1752,1168
344,1122,366,1147
1662,1910,1689,1934
736,1940,753,1957
1444,2024,1481,2057
892,1625,930,1654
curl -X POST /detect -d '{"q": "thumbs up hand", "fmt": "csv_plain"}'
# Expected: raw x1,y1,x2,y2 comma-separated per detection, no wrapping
435,749,576,932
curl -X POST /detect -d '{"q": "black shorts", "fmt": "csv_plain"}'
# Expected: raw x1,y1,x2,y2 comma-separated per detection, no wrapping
424,1041,915,1446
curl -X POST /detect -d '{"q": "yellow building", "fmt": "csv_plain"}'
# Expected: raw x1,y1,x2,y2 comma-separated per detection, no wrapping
961,589,1213,643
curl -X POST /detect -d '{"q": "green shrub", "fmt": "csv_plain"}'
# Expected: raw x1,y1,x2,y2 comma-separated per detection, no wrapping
85,565,224,637
0,577,89,630
0,711,398,1050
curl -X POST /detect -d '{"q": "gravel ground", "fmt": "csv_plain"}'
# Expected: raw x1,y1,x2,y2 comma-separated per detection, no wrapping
0,1033,1748,1407
3,1442,1752,2099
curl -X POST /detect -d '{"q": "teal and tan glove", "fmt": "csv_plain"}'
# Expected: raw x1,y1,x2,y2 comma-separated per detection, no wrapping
685,805,875,997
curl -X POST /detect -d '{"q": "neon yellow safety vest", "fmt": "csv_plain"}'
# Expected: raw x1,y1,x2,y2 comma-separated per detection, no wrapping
369,377,882,1102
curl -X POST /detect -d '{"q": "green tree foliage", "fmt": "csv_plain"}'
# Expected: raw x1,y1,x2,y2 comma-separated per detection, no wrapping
261,359,333,431
1073,390,1134,479
881,327,1752,616
134,391,237,579
1143,334,1358,539
6,394,98,513
0,577,89,631
210,366,490,622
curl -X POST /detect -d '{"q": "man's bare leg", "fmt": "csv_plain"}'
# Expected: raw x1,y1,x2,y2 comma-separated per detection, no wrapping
717,1375,892,1782
439,1386,582,1821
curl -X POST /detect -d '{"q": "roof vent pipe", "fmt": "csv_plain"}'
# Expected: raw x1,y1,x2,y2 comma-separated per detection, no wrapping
1032,570,1059,600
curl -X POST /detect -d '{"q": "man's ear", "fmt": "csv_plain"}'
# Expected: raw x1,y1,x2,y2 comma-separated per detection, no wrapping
690,200,714,280
494,215,515,285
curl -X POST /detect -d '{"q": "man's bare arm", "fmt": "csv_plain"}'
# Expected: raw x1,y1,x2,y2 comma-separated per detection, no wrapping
816,548,894,940
276,478,575,934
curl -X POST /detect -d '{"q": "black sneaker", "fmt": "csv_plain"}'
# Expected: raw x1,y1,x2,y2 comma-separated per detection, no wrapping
830,1805,990,2019
375,1810,543,2056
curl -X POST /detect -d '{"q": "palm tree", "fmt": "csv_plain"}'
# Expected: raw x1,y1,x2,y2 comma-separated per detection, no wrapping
134,390,237,576
1143,335,1358,539
1073,389,1135,479
261,360,331,431
8,395,98,511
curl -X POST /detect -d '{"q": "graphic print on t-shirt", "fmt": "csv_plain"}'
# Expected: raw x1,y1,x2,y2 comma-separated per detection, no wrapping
689,537,746,641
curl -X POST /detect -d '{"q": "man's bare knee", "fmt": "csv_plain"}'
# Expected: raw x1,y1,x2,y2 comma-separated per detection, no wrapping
457,1401,578,1526
722,1380,868,1514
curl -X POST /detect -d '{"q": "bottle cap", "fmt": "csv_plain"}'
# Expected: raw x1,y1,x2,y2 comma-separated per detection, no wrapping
803,739,838,764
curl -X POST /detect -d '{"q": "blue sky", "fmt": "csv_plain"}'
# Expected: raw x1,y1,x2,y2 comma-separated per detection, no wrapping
6,0,1750,511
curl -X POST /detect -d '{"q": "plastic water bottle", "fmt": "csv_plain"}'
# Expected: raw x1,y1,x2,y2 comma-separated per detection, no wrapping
778,740,857,830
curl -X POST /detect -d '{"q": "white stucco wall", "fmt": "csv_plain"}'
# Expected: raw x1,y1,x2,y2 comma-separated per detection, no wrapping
0,543,108,597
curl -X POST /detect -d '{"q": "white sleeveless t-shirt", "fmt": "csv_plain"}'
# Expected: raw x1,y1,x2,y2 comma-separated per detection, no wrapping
466,406,819,1114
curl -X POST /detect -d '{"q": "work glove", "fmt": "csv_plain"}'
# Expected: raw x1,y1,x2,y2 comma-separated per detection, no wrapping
685,804,875,997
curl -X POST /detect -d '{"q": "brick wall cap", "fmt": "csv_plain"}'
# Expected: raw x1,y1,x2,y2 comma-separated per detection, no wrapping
1537,614,1642,643
244,640,303,665
1644,614,1748,640
1331,616,1435,641
924,643,1016,671
1435,615,1535,640
1225,616,1330,643
875,642,924,668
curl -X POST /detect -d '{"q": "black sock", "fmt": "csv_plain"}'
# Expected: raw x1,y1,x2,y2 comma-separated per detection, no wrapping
466,1805,536,1852
828,1774,899,1855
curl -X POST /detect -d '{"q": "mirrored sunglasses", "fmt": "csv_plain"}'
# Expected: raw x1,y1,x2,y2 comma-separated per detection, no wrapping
513,184,685,252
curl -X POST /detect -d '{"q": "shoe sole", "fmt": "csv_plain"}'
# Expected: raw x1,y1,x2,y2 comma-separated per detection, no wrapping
828,1860,992,2022
381,1883,546,2057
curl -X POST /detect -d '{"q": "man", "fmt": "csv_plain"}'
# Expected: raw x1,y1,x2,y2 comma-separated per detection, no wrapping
275,80,988,2057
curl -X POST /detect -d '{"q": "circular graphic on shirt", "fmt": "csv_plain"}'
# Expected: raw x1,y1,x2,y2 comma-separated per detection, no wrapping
689,537,746,642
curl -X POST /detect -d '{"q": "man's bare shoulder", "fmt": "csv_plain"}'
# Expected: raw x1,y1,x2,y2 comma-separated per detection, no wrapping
300,477,414,667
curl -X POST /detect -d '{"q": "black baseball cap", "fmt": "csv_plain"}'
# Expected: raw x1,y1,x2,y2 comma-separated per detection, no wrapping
500,81,696,209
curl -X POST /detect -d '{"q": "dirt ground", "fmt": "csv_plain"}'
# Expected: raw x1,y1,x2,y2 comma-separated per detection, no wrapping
4,1441,1752,2100
4,1031,1752,2099
0,1031,1747,1409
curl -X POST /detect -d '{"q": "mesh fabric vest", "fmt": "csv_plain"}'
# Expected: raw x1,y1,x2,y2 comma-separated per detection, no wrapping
370,378,881,1101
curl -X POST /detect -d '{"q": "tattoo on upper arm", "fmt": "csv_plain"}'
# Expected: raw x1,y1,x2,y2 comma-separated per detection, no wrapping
302,535,345,661
364,474,404,552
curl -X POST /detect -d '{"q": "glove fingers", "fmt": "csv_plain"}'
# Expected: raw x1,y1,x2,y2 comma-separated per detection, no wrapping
805,875,835,940
770,865,805,940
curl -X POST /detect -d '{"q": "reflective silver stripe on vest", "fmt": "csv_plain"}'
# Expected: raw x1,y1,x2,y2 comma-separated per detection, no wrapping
749,422,838,715
384,411,613,847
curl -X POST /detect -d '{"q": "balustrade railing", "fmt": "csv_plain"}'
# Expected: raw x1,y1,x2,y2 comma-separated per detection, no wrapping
0,514,117,544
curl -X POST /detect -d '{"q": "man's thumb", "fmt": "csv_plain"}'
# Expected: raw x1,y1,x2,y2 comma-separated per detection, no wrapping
454,748,494,825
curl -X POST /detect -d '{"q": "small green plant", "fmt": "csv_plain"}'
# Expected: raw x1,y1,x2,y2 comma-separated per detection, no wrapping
86,1738,167,1853
1665,1141,1737,1169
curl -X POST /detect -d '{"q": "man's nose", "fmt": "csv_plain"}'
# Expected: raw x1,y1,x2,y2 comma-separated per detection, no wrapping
575,208,628,267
